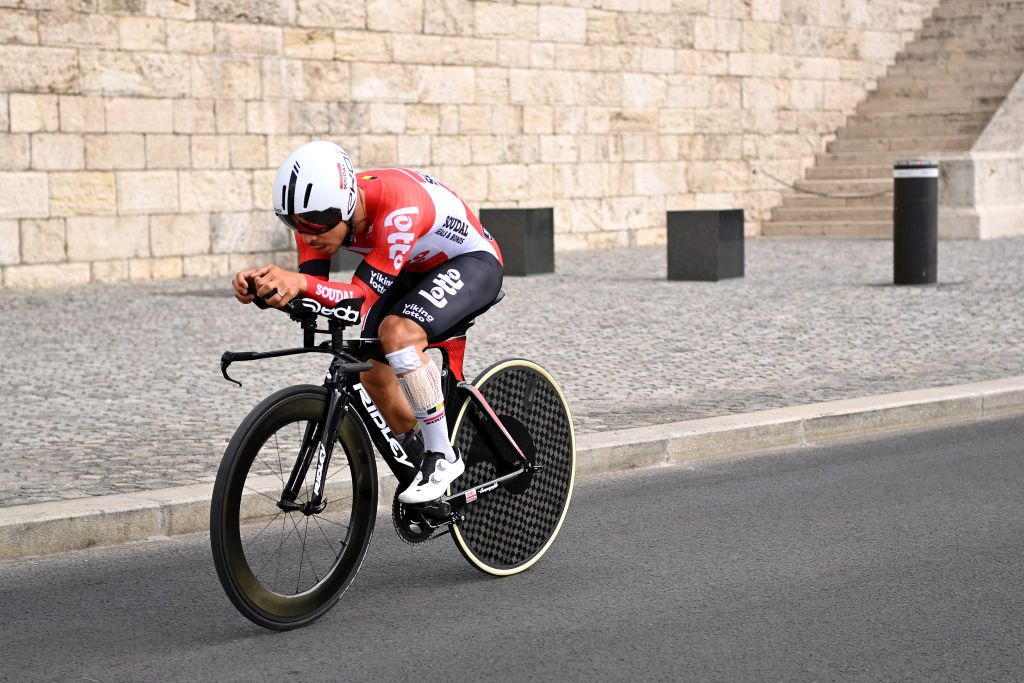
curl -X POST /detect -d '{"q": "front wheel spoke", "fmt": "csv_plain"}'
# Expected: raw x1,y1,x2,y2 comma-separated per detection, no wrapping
325,467,349,482
294,517,322,591
295,518,306,593
256,452,285,483
273,430,285,483
272,513,287,592
283,512,321,592
317,493,354,507
259,431,287,481
313,515,350,530
244,485,286,505
248,511,285,544
301,519,322,584
311,515,340,560
254,511,299,581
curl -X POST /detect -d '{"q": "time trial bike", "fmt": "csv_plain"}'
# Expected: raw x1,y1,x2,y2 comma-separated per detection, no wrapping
209,288,576,630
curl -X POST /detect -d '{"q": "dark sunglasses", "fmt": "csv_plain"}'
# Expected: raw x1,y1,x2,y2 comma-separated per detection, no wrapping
277,209,347,236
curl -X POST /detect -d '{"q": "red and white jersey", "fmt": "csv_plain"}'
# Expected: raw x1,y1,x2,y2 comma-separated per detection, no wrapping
298,168,502,312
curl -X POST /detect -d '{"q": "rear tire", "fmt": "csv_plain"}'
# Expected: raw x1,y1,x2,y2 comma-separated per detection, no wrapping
210,385,377,630
449,360,575,575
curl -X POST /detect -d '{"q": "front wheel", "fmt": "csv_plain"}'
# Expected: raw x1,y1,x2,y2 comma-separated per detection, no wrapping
210,385,378,630
449,359,576,575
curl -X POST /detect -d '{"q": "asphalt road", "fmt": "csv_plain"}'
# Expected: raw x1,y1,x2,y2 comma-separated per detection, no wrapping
2,416,1023,682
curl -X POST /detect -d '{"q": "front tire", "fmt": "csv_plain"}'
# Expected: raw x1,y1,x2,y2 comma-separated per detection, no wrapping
449,360,576,575
210,385,377,630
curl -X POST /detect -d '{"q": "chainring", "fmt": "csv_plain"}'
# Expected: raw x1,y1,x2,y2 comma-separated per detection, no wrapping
391,495,434,544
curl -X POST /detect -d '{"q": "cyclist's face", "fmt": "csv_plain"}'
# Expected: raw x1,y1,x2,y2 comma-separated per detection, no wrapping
301,221,347,254
300,188,365,254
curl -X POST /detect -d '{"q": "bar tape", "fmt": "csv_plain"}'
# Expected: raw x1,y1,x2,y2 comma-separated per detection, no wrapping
893,168,939,179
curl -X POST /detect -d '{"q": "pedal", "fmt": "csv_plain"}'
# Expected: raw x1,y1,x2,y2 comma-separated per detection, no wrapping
417,499,452,522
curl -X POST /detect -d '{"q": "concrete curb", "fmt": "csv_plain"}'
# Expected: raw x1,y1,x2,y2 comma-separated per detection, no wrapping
3,376,1023,561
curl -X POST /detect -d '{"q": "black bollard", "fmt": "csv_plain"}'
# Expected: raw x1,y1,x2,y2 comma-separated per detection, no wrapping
893,159,938,285
331,248,362,272
667,209,744,281
479,208,554,276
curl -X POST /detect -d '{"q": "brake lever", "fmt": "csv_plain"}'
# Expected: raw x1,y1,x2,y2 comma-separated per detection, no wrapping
220,352,243,387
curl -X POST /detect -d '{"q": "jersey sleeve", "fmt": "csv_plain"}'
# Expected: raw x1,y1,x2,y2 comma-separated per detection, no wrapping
296,233,376,310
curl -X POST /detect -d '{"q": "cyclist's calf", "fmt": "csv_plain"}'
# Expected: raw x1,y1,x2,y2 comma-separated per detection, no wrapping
360,361,417,435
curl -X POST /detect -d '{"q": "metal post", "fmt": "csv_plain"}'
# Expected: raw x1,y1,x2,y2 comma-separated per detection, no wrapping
666,210,744,281
893,159,938,285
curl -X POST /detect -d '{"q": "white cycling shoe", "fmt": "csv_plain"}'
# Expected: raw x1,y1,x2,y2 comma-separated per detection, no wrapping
398,450,465,505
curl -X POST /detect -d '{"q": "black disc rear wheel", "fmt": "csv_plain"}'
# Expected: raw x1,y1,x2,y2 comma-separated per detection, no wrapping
210,385,377,630
449,360,575,575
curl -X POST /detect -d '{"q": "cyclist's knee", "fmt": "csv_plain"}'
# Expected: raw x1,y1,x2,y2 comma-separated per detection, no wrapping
378,315,427,354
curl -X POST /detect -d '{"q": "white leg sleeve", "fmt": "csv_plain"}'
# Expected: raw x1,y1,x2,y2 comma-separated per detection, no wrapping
385,346,422,375
390,354,454,460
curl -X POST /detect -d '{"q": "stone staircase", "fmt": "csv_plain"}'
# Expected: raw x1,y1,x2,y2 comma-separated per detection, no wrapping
763,0,1024,237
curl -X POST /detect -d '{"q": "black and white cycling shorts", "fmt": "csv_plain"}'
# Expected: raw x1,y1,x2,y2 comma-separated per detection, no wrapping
360,251,503,341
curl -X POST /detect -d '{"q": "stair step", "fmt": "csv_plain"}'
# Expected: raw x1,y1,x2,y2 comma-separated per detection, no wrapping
876,71,1019,89
904,39,1024,55
805,164,893,180
771,206,892,222
873,79,1013,98
780,193,894,209
858,96,1007,113
827,135,975,154
839,121,987,139
927,83,1016,100
925,18,1024,32
762,221,893,238
815,150,962,166
793,178,892,195
888,59,1024,76
934,3,1024,20
847,110,995,126
915,27,1024,43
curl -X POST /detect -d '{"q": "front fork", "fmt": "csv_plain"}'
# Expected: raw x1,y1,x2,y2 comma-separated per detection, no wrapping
278,387,347,515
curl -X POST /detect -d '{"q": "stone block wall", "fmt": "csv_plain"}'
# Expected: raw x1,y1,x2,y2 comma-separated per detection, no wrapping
0,0,938,288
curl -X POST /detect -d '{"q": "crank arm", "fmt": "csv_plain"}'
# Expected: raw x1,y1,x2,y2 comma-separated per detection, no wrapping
409,465,528,525
443,465,528,511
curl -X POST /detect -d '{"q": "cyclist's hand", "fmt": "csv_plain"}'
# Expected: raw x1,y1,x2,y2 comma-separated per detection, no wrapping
253,265,306,308
231,269,259,304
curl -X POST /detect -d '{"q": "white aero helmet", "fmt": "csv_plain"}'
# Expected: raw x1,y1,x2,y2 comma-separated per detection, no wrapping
273,140,357,235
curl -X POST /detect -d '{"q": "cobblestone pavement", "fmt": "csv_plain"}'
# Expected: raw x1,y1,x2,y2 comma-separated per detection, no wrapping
1,238,1022,507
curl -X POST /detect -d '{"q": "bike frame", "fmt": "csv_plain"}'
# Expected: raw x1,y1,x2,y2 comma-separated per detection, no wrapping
221,302,537,521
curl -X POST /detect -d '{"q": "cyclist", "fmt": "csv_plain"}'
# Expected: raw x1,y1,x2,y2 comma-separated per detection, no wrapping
231,140,503,504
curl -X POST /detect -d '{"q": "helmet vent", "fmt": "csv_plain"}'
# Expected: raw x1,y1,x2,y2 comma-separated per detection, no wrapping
286,165,299,214
303,182,313,208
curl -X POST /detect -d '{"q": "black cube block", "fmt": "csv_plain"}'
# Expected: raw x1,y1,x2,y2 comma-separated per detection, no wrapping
666,210,744,281
331,248,362,273
479,208,554,276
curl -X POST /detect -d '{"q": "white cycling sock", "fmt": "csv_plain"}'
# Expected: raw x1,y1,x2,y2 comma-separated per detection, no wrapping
386,349,455,462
